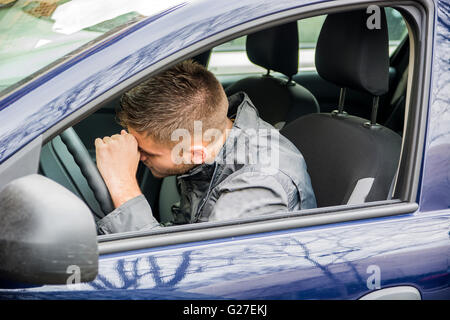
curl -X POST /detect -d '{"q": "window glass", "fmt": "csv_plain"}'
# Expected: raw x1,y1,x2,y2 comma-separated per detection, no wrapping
0,0,183,96
209,8,407,76
297,15,326,71
386,7,408,53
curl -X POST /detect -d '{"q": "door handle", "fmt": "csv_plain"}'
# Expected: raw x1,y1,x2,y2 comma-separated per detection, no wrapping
359,286,421,300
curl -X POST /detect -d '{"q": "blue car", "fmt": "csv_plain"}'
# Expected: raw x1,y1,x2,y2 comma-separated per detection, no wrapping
0,0,448,300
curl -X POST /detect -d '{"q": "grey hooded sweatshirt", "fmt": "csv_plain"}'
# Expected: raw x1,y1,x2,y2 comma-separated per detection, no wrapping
97,92,316,234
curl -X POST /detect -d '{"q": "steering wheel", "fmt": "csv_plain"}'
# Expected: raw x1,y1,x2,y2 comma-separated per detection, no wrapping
59,128,115,218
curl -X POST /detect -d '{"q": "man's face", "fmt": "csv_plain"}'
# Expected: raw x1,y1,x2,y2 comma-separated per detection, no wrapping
128,128,195,178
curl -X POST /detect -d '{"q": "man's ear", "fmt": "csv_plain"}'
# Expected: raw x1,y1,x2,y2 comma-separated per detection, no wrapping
190,145,207,164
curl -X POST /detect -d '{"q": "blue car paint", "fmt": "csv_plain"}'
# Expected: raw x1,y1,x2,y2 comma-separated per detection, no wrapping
0,0,449,299
419,0,450,212
1,212,449,299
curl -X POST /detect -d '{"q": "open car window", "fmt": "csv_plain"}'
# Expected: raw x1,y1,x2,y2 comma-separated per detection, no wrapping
32,5,411,239
15,1,425,243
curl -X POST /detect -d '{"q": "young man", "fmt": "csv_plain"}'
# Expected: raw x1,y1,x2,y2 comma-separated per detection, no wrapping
95,60,316,234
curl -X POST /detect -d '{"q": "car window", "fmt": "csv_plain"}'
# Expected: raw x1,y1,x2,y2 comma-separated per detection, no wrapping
209,8,407,76
0,0,184,96
386,7,408,53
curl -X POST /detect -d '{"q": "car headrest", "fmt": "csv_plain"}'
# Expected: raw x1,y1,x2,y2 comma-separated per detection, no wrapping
246,22,299,77
315,9,390,96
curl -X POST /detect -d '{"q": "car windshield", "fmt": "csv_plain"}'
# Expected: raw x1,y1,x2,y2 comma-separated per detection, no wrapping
0,0,184,96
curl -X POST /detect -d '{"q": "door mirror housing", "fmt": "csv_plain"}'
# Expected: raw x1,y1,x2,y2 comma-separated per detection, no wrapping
0,174,98,285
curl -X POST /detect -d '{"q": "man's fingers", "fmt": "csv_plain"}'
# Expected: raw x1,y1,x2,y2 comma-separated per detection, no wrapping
105,130,129,141
95,137,104,148
96,132,137,151
110,133,122,140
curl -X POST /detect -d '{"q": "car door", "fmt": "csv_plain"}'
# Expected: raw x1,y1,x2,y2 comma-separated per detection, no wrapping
92,207,448,300
2,202,447,300
0,0,448,301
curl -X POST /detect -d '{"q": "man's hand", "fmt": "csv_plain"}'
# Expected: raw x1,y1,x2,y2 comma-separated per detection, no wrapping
95,130,142,208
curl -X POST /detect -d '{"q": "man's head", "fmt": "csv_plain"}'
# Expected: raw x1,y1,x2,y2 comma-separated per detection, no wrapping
117,59,230,178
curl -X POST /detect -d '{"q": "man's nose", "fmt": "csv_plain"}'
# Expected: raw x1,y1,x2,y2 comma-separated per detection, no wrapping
140,153,147,162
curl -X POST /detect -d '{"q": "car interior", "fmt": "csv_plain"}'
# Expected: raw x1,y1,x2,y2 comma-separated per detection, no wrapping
37,7,410,227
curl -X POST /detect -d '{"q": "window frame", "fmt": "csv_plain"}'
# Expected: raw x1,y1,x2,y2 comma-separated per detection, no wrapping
3,0,431,253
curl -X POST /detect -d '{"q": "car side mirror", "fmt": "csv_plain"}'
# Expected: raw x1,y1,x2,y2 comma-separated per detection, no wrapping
0,174,98,285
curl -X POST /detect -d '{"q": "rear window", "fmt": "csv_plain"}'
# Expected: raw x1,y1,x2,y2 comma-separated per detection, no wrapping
0,0,183,96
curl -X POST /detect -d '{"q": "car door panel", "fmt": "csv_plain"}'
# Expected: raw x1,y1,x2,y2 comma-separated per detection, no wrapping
2,209,448,300
86,212,450,299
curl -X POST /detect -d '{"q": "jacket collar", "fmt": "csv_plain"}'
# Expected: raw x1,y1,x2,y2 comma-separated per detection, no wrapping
177,92,258,180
